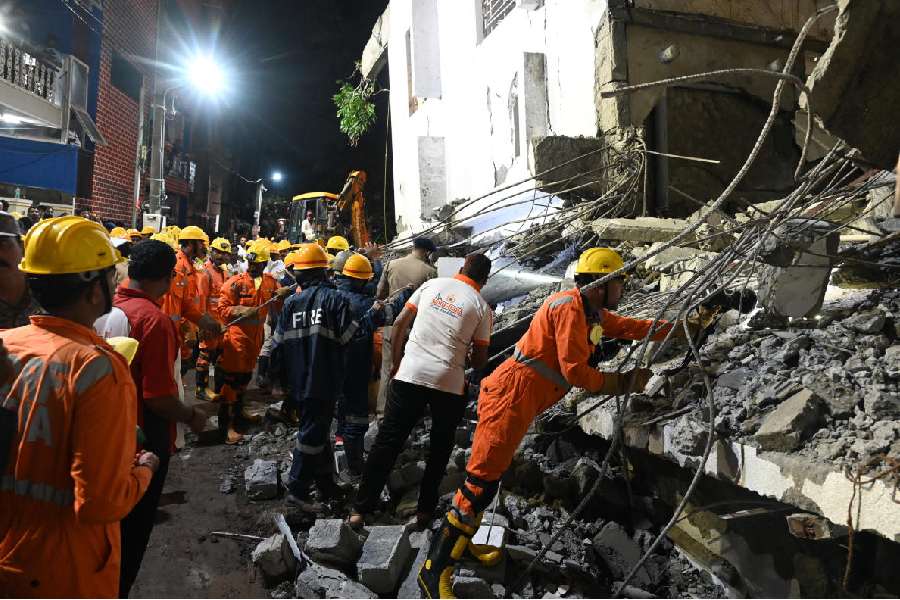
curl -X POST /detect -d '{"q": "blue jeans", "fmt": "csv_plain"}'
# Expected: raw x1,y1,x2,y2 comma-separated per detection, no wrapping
287,394,337,497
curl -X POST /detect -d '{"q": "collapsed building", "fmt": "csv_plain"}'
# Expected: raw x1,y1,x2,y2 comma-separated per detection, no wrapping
213,1,900,598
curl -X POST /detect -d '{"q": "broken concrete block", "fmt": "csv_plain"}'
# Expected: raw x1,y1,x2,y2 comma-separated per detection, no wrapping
251,533,296,584
755,389,826,451
244,459,279,500
472,524,506,549
842,308,886,334
591,217,692,244
295,560,377,598
716,368,752,390
389,461,425,493
480,511,510,530
398,530,432,599
864,384,900,418
592,522,651,586
303,519,362,567
453,576,494,598
506,544,538,564
757,219,838,319
669,415,709,457
358,525,412,595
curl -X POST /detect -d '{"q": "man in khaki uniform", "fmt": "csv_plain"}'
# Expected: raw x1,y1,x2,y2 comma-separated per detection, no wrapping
374,238,437,413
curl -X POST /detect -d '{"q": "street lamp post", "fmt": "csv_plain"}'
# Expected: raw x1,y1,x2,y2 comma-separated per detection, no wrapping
147,56,227,219
253,171,284,238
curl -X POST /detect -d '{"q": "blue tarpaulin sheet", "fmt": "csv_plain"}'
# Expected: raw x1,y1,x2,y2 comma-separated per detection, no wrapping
0,138,78,194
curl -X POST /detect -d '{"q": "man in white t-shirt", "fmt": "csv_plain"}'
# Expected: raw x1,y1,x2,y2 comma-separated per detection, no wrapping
349,254,492,529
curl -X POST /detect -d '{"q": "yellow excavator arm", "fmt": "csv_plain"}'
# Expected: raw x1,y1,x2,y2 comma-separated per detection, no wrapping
337,170,371,248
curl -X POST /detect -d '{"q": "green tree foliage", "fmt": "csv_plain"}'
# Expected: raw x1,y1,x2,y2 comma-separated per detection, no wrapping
334,66,377,147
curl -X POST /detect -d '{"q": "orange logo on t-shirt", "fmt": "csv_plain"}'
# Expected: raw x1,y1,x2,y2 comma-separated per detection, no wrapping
430,293,463,318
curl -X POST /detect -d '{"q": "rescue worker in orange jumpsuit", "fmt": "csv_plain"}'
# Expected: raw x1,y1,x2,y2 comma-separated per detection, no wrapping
419,248,693,598
0,216,158,598
160,226,219,373
215,241,291,444
195,237,233,401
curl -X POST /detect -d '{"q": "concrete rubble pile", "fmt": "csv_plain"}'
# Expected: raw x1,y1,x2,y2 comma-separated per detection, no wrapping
239,411,724,599
228,164,898,598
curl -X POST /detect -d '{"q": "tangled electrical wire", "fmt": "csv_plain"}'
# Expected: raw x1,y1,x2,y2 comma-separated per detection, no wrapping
371,3,890,595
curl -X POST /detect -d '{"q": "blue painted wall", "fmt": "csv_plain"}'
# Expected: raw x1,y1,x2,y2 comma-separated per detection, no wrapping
0,0,102,195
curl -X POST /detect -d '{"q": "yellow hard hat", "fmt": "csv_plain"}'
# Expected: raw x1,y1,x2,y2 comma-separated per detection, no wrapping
342,253,374,280
283,251,301,269
20,216,123,275
140,226,155,235
150,232,178,250
326,235,350,252
247,240,271,263
210,237,232,253
110,226,128,239
575,247,625,276
289,243,329,270
276,239,292,252
179,225,207,241
127,228,141,239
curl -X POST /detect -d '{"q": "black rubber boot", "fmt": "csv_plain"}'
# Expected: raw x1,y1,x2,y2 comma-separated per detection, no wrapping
418,513,474,599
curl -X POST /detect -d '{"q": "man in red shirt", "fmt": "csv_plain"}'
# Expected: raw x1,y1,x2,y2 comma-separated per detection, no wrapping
114,239,207,597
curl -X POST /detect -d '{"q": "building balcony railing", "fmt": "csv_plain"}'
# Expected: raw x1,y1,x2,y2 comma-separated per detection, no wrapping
166,157,197,191
0,39,61,104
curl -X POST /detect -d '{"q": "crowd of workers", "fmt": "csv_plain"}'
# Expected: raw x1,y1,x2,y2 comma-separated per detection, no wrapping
0,208,702,598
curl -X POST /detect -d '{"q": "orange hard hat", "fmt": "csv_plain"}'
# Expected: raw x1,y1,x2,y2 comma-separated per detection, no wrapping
287,243,329,270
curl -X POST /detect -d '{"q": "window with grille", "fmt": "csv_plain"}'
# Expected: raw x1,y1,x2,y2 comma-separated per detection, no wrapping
482,0,516,38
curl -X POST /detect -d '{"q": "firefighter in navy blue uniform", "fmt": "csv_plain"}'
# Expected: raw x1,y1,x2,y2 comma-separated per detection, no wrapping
333,253,411,482
276,244,384,512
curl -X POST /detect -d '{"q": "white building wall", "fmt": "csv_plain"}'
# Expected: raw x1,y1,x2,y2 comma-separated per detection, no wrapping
387,0,608,234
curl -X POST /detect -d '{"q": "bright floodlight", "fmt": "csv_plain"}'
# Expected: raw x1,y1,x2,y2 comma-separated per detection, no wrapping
272,171,283,183
187,55,226,96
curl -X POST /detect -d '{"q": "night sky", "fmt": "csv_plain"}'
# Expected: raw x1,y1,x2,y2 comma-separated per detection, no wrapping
218,0,391,230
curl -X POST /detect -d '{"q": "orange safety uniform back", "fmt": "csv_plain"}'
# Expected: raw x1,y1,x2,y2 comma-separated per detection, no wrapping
199,260,228,315
216,272,280,373
197,260,228,351
0,316,152,598
160,250,205,340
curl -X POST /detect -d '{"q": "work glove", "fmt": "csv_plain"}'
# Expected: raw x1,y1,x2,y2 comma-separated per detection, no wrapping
598,368,652,396
670,307,718,340
276,285,295,299
229,306,258,320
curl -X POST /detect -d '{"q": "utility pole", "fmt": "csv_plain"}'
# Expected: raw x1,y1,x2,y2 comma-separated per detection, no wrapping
253,179,266,238
148,0,166,215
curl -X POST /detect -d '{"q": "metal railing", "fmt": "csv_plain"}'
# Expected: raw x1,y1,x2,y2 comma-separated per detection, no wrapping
483,0,516,38
0,39,61,103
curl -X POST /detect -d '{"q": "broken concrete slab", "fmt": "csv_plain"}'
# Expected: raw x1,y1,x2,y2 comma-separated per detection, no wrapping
251,533,296,584
755,388,827,451
591,216,693,244
471,524,506,549
757,219,839,319
245,459,279,500
804,0,900,169
592,522,651,586
295,560,377,599
842,308,887,334
358,525,412,595
453,576,494,599
398,530,431,599
303,519,362,567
